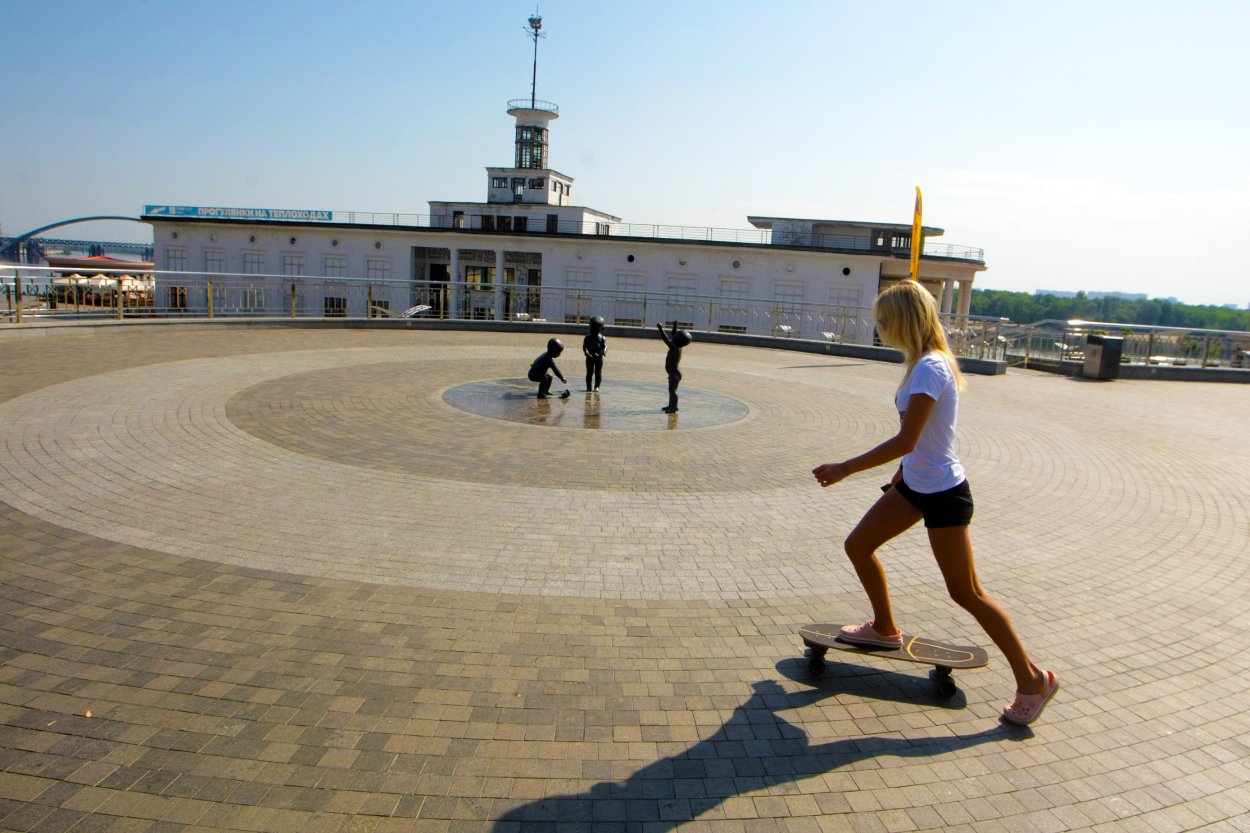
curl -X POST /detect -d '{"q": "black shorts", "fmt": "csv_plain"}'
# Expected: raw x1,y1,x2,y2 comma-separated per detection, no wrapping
894,479,974,528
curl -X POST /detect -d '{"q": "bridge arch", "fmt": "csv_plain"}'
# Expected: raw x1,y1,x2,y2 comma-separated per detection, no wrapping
2,216,148,261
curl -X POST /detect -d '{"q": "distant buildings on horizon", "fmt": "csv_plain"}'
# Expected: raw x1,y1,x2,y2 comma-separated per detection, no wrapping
1034,289,1247,310
1036,288,1177,304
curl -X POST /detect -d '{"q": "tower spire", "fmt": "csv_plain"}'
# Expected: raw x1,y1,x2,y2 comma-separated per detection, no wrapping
526,13,544,109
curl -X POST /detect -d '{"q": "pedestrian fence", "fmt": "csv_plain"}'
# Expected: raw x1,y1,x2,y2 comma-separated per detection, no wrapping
17,266,1247,369
1000,319,1250,371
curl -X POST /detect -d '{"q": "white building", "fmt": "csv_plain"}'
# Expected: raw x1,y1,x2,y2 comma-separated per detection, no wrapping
144,86,985,340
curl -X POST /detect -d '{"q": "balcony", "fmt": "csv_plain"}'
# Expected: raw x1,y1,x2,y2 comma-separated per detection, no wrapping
507,98,559,116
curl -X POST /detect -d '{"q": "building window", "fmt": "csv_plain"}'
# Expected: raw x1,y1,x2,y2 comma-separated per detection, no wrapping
366,258,390,281
616,273,644,295
717,278,750,332
547,214,559,233
515,125,548,169
667,276,696,298
611,272,644,327
515,216,528,232
204,249,226,275
720,278,749,301
480,215,495,231
595,223,610,235
528,178,545,189
827,286,860,309
498,216,513,232
166,248,187,272
774,283,805,313
282,253,305,276
324,296,347,317
242,286,264,309
666,276,696,329
243,251,264,275
565,269,593,293
492,176,508,189
169,286,189,310
369,299,390,318
324,255,348,278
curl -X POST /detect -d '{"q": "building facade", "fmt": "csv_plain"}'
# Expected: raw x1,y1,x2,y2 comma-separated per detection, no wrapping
143,93,986,340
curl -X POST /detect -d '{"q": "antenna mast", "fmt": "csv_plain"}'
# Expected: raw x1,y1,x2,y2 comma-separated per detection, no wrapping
526,14,545,109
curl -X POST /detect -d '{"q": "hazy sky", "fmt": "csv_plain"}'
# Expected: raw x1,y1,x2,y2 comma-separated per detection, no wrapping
3,1,1247,306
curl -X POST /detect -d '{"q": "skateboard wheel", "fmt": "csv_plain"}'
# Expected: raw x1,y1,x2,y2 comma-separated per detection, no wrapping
806,656,826,677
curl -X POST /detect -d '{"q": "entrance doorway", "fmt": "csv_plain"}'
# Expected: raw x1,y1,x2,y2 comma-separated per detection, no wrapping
428,263,450,318
504,267,543,320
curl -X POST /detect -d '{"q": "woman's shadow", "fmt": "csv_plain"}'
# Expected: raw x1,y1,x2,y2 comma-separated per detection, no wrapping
492,678,1032,831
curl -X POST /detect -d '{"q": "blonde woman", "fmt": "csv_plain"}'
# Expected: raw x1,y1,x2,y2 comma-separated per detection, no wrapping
812,280,1058,725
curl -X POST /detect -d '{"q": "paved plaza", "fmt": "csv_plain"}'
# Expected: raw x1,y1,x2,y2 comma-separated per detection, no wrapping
0,325,1247,832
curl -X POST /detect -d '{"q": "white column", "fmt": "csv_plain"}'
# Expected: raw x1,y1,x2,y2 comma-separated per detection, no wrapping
940,279,955,315
449,248,462,319
958,280,973,316
494,249,507,321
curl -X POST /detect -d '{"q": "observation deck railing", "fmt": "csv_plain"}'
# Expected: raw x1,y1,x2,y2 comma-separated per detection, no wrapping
143,210,984,264
507,98,559,114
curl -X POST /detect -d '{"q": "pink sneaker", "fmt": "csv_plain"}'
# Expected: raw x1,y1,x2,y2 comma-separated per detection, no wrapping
1003,670,1060,725
838,621,904,648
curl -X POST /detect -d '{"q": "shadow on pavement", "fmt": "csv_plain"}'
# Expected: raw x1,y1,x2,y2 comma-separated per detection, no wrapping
775,654,972,709
492,679,1031,831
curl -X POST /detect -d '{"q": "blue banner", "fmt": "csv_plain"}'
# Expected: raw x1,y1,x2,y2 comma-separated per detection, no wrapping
144,205,333,222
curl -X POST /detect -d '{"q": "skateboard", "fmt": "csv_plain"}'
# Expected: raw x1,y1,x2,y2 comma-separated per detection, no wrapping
798,623,989,697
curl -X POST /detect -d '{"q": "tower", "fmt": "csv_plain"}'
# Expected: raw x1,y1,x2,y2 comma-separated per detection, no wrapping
487,14,572,206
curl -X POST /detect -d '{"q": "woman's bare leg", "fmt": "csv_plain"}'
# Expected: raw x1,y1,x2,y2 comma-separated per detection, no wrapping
843,488,923,636
928,525,1046,694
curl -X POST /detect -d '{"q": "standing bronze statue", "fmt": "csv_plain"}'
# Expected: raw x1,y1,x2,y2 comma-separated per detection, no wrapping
583,315,607,391
656,321,692,413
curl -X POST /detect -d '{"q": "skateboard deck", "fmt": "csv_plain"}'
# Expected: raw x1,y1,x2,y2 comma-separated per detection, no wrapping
798,623,989,697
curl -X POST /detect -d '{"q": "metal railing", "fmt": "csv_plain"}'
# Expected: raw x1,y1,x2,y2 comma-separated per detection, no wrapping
137,211,984,263
1,265,1009,360
1003,319,1250,370
507,98,559,114
15,264,1242,371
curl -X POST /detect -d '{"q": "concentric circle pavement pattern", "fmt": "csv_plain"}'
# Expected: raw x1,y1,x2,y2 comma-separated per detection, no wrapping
0,326,1246,832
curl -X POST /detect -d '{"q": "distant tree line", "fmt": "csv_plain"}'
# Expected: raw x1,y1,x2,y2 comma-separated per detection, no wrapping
969,289,1250,332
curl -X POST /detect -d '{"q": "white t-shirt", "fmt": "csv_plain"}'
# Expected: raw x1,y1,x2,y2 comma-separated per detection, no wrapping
895,352,965,493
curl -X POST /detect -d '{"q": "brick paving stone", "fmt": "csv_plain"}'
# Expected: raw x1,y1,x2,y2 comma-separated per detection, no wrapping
0,324,1248,831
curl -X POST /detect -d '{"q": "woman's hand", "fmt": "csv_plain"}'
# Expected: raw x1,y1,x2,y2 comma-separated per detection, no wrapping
812,462,849,488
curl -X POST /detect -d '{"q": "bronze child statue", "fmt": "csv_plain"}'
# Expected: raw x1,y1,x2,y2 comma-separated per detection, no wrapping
583,315,607,391
656,321,692,413
529,338,571,399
